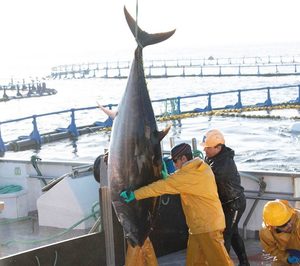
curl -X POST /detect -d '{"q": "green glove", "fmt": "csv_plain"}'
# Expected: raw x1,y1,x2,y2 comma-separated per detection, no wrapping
120,190,136,203
161,159,169,179
193,149,204,159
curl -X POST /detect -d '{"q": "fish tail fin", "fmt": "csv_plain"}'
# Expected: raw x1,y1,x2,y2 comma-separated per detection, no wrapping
124,6,176,48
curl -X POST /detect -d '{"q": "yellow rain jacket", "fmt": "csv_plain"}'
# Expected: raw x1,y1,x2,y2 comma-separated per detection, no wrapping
259,210,300,264
134,158,225,234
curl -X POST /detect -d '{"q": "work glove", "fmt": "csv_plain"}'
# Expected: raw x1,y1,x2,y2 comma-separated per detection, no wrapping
287,255,300,264
120,190,136,203
161,159,169,179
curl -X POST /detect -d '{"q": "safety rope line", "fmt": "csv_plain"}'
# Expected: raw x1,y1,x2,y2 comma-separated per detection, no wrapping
92,103,300,135
157,103,300,122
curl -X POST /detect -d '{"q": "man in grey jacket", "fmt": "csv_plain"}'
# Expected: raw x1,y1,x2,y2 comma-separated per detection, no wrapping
201,129,249,266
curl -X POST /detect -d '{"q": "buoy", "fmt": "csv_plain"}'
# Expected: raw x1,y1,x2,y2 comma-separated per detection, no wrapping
290,122,300,133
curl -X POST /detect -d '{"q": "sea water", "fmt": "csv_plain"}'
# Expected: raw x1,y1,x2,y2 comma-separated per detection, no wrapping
0,42,300,172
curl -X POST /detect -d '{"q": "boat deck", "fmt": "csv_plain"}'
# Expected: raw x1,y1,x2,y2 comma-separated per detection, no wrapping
0,212,273,265
158,238,273,266
0,214,88,258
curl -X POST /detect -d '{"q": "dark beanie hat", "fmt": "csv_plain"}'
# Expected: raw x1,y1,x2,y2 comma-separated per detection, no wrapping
171,143,192,159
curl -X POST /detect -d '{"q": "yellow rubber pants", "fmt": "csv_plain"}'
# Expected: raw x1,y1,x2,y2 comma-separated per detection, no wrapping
125,237,158,266
186,230,234,266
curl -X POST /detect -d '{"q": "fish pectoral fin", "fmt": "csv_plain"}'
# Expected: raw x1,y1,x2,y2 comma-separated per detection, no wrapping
97,102,117,119
158,124,171,141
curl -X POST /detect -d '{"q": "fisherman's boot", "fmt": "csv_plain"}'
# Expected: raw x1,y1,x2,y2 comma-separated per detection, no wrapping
237,253,250,266
231,231,250,266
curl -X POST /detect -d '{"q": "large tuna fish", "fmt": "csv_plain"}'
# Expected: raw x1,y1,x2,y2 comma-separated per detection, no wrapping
107,6,175,247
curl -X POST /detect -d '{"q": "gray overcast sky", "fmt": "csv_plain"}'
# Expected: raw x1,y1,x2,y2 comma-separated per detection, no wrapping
1,0,300,76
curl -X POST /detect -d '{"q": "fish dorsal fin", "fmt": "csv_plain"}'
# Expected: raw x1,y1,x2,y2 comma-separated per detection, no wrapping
124,6,176,49
158,124,171,141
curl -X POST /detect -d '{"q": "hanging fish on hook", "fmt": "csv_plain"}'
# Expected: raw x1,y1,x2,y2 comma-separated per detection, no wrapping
107,6,175,247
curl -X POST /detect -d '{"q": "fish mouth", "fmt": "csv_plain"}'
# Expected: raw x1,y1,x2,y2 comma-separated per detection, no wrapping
125,232,141,247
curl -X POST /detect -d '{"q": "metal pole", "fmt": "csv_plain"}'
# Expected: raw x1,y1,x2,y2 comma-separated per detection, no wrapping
192,138,197,151
169,137,175,148
99,155,116,266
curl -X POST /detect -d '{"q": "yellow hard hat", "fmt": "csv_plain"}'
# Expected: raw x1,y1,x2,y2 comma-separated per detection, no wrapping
201,129,225,148
263,200,294,227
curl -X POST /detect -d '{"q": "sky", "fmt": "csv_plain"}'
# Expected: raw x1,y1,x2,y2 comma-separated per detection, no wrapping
1,0,300,77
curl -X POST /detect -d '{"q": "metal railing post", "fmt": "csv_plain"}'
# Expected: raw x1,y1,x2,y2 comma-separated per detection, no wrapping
297,85,300,103
29,116,41,145
205,93,212,111
242,175,266,240
192,138,197,151
67,109,79,137
264,88,272,106
176,97,181,114
0,127,6,156
234,90,242,109
169,137,175,148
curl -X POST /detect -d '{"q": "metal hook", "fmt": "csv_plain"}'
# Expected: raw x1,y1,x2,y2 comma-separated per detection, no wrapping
135,0,139,40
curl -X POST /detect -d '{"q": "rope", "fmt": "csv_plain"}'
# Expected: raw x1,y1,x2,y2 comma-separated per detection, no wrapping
161,195,170,205
161,98,180,119
0,216,31,225
157,103,300,122
35,256,41,266
35,250,58,266
1,202,100,247
135,0,139,40
0,185,23,194
53,250,58,266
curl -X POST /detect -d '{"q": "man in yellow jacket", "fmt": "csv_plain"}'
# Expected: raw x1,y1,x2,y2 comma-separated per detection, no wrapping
259,199,300,265
121,143,233,266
